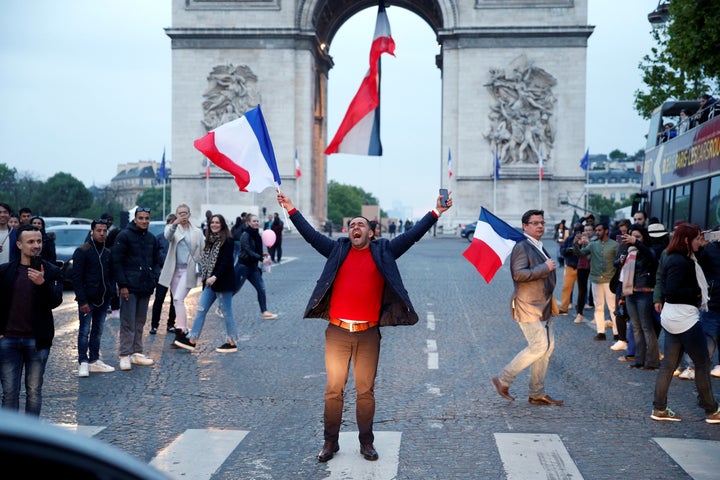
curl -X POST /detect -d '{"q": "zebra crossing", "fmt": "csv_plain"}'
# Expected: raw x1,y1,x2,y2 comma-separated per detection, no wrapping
54,425,720,479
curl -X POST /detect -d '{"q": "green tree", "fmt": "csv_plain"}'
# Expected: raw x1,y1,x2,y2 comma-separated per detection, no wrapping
327,180,380,226
634,1,719,118
136,187,171,219
588,195,632,218
608,149,627,160
79,185,125,221
37,173,92,216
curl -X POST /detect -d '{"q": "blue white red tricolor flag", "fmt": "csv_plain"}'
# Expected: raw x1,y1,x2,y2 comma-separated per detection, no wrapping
194,105,281,193
494,148,500,180
324,2,395,156
538,145,544,180
462,207,526,283
294,148,302,178
447,149,453,179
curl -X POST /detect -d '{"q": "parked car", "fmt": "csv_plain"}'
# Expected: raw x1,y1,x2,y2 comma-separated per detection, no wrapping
47,224,92,287
148,220,167,238
460,221,476,242
43,217,92,228
0,410,169,479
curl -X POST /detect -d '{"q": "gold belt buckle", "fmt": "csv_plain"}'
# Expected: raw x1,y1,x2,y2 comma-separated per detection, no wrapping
348,322,362,332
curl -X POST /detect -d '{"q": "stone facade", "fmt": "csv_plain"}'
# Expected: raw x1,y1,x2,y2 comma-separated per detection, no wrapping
166,0,592,228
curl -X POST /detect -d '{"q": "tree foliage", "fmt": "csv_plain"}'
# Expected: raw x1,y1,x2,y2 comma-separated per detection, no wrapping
135,187,171,219
327,180,380,226
634,0,720,118
38,173,93,216
588,195,632,218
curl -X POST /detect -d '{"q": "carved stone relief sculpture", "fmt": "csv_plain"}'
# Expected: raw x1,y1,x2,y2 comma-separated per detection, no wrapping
201,64,261,131
484,56,557,168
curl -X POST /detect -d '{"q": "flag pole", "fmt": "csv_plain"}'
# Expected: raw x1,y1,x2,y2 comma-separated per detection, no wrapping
585,159,589,212
538,146,543,210
162,178,166,220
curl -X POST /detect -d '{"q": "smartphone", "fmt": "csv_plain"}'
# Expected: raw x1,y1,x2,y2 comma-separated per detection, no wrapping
704,230,720,242
439,188,449,207
30,255,42,270
616,234,622,242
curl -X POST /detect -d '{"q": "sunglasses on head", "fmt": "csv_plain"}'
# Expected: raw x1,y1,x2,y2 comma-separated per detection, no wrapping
94,219,109,224
136,207,151,213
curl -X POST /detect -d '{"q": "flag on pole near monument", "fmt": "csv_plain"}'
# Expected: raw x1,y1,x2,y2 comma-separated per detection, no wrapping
324,1,395,156
494,148,500,180
294,148,302,178
158,148,167,181
447,149,453,179
194,105,282,193
538,146,544,180
580,148,589,170
205,158,210,179
462,207,525,283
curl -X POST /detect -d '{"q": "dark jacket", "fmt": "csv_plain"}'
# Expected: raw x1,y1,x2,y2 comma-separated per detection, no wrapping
560,234,578,268
0,259,64,350
698,242,720,311
205,239,236,293
510,238,557,322
111,221,160,295
238,229,263,267
661,253,701,307
615,240,657,291
71,240,114,307
290,209,438,326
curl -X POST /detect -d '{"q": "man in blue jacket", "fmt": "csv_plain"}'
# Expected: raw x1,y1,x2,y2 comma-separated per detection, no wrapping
277,191,452,463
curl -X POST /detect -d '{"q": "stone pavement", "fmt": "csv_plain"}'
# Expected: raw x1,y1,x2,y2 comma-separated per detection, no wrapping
35,233,720,479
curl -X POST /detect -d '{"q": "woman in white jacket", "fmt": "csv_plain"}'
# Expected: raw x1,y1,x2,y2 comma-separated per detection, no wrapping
158,204,204,342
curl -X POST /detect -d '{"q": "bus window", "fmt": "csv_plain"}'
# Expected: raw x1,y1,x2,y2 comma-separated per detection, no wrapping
673,184,691,225
710,176,720,230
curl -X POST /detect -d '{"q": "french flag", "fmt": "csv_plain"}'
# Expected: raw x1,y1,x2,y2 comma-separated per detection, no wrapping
194,105,281,193
463,207,526,283
324,2,395,156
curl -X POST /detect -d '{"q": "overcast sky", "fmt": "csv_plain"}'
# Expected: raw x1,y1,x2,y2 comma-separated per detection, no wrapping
0,0,663,210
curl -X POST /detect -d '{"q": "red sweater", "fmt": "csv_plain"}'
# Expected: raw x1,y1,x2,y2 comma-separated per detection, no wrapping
329,247,384,322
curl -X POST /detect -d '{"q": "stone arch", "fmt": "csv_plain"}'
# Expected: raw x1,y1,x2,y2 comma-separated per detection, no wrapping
168,0,592,227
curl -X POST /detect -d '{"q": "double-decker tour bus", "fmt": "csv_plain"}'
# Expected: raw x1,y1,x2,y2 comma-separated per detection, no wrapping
634,98,720,230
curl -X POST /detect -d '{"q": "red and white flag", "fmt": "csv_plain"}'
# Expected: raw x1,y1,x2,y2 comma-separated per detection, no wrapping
539,146,544,180
324,2,395,156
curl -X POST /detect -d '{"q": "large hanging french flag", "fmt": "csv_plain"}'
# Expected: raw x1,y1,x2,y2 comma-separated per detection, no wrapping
193,105,281,193
324,2,395,156
463,207,526,283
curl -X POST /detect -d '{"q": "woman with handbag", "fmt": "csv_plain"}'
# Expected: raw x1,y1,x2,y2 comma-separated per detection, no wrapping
618,225,659,369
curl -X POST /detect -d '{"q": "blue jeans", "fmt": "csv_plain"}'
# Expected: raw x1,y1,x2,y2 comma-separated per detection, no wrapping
626,291,660,368
188,287,238,344
499,320,555,398
700,309,720,363
77,300,109,364
654,321,718,413
233,263,268,313
0,337,50,415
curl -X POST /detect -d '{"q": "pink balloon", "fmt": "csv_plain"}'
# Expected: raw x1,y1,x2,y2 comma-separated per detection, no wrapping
261,229,276,247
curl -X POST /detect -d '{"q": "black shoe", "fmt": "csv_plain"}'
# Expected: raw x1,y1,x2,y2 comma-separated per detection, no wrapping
149,327,158,335
216,343,237,353
360,443,378,461
174,335,196,352
167,327,176,333
593,333,606,341
317,441,339,462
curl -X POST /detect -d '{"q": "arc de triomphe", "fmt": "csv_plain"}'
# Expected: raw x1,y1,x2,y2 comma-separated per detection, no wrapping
166,0,593,227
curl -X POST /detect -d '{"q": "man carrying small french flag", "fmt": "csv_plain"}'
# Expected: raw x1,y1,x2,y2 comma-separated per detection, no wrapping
464,207,563,406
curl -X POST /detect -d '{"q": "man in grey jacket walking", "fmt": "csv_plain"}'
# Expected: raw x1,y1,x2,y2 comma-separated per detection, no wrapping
492,209,563,406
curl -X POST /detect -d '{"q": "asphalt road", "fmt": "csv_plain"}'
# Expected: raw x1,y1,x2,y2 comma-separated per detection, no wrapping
36,232,720,479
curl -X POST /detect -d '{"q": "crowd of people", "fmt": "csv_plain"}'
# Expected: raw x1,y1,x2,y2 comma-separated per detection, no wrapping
552,209,720,423
0,202,284,416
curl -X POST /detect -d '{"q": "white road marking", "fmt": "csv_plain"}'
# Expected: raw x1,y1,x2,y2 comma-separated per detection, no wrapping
54,423,106,437
149,428,249,480
324,431,402,480
426,339,438,370
495,433,583,479
427,311,435,331
653,437,720,480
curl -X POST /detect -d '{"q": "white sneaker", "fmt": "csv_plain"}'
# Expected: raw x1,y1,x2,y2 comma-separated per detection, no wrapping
574,314,584,324
78,362,89,378
678,367,695,380
711,365,720,378
119,356,132,371
89,359,115,373
215,307,224,318
262,311,278,319
610,340,628,351
130,353,154,366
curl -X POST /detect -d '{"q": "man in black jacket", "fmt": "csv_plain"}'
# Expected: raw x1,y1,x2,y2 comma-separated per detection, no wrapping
0,225,63,415
112,208,161,371
277,191,452,463
72,219,115,377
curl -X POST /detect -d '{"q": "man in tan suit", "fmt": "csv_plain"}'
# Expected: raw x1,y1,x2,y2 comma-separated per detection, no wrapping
492,209,563,406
